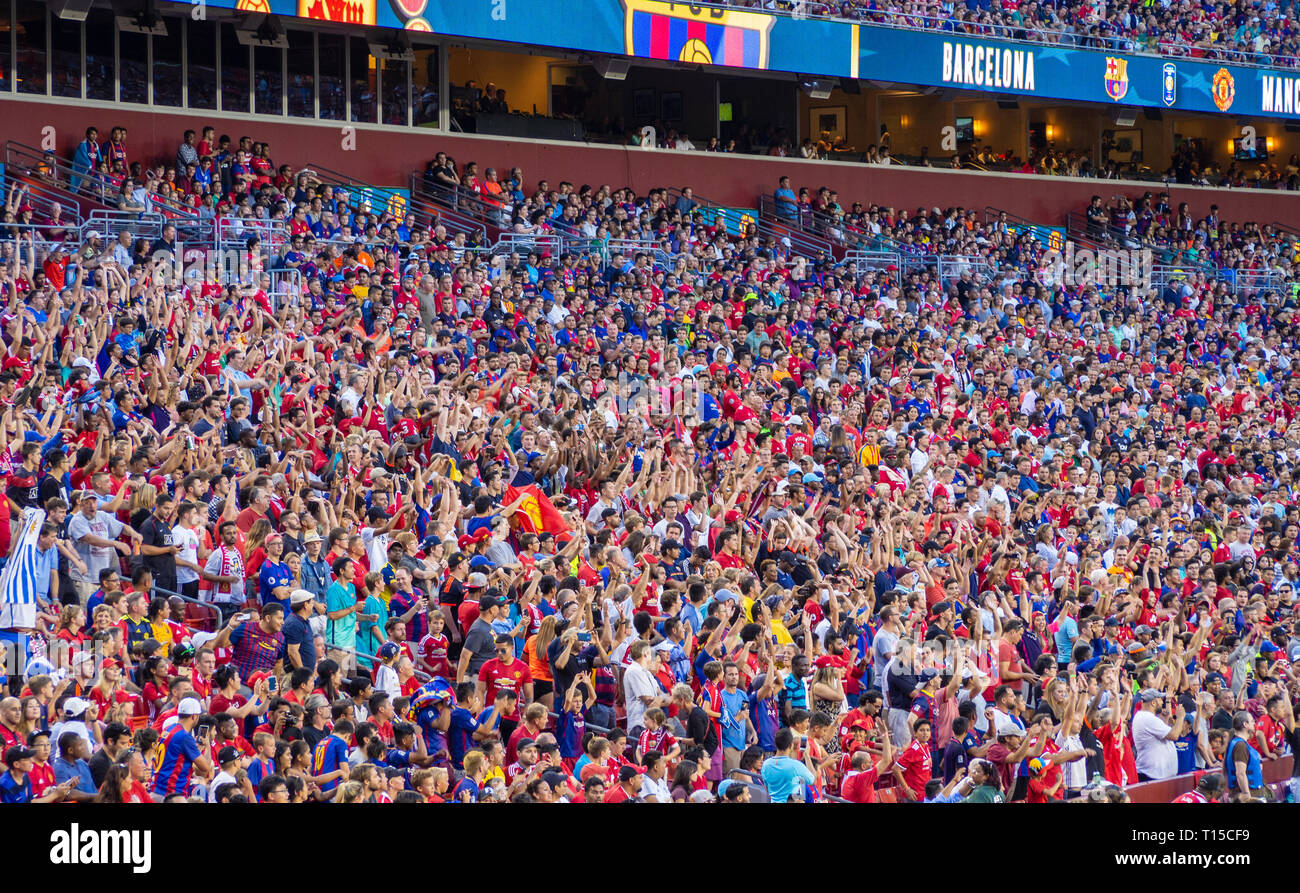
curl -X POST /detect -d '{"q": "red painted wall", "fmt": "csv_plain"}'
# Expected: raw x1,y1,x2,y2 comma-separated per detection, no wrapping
6,98,1300,229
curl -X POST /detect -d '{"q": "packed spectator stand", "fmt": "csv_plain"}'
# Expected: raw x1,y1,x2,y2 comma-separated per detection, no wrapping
0,122,1297,806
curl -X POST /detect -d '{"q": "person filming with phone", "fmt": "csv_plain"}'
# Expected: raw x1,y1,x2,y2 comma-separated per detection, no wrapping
213,603,287,681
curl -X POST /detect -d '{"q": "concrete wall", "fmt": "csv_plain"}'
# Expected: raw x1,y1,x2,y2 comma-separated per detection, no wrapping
6,96,1299,229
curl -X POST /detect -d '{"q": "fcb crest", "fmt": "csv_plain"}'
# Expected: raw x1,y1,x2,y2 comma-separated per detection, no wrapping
1212,68,1236,111
1162,62,1177,107
1104,57,1129,101
624,0,774,70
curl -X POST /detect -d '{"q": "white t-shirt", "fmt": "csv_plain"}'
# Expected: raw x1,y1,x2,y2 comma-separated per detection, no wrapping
174,525,202,585
207,770,239,802
623,661,660,732
1132,709,1177,780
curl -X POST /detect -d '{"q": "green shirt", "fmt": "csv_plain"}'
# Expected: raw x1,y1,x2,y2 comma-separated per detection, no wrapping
326,581,357,650
963,784,1005,804
358,594,389,668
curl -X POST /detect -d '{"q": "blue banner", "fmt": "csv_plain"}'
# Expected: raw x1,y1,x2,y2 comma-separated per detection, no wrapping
210,0,1300,120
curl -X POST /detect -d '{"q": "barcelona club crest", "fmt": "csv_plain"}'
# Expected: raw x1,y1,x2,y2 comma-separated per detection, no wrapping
1104,57,1129,101
1162,62,1177,107
1212,68,1236,112
623,0,775,69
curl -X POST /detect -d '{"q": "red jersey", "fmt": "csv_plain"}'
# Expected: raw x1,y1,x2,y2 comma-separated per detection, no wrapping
418,632,450,677
895,739,931,799
121,780,153,803
477,658,532,719
839,765,880,803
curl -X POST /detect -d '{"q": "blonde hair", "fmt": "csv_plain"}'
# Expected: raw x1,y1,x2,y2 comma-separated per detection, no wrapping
245,518,273,554
463,750,486,777
334,781,363,804
128,483,158,516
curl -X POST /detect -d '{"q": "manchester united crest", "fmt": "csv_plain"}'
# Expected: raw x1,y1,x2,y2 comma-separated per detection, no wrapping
1212,67,1236,111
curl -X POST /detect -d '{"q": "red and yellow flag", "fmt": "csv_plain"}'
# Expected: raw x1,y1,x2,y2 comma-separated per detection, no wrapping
505,484,572,541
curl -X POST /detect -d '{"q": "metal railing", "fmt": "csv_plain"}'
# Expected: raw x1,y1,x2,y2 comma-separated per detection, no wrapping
150,584,222,634
842,249,902,272
5,140,120,210
4,140,205,224
3,180,86,230
663,185,834,259
85,209,171,241
937,254,997,286
307,162,489,244
490,232,564,257
411,173,500,228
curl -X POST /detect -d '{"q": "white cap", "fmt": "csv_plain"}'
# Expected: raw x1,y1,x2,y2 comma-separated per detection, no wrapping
63,697,89,715
788,415,803,426
177,698,203,717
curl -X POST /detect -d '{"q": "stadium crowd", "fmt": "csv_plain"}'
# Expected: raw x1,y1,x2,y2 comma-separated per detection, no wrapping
0,128,1298,805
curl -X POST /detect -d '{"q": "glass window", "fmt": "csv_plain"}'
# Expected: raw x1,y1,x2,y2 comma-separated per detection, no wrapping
412,46,439,127
220,23,249,113
16,0,47,96
152,17,182,107
0,0,10,92
286,30,314,118
348,37,375,123
187,19,217,110
84,8,113,101
49,15,80,98
254,44,282,115
118,31,147,104
318,33,344,121
381,58,409,127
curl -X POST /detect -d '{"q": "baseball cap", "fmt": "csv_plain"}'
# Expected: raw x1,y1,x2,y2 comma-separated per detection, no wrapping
467,572,489,589
1139,688,1164,703
303,531,323,544
3,745,36,764
217,745,241,765
378,642,400,660
63,697,89,716
290,589,315,606
177,698,203,716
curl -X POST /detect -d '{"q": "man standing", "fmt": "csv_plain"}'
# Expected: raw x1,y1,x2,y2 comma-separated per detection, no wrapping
719,661,751,772
1131,689,1185,782
623,640,671,739
457,595,503,682
326,557,361,672
761,728,816,802
299,531,332,603
284,589,319,672
68,490,139,605
153,698,213,798
139,492,179,596
477,634,533,745
213,604,286,681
